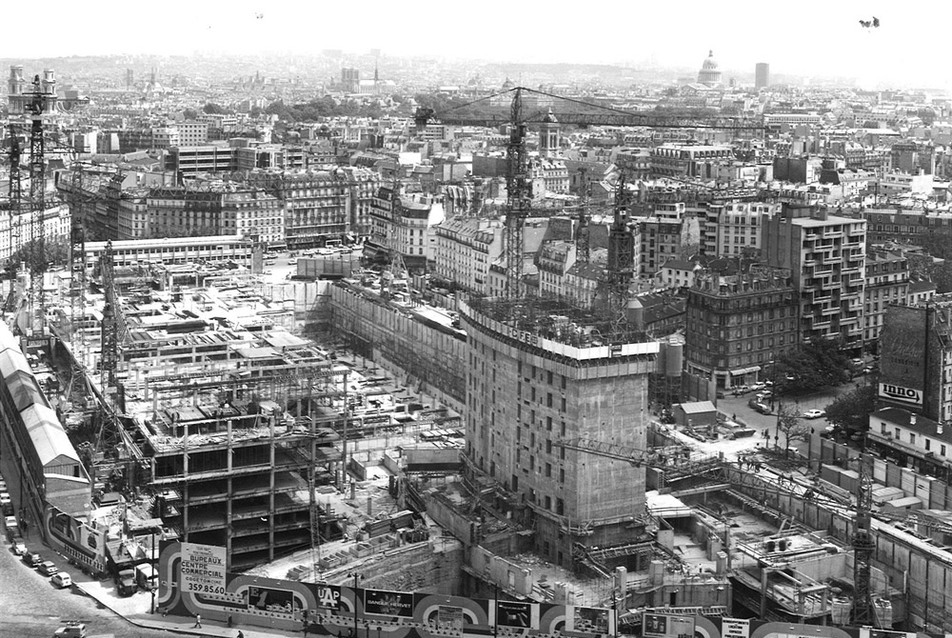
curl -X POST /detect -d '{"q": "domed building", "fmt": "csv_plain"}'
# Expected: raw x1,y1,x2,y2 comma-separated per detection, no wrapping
697,50,722,88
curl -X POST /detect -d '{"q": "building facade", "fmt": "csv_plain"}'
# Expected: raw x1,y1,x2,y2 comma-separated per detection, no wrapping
878,301,952,424
433,218,503,294
762,206,867,351
863,250,910,350
650,144,732,178
461,298,658,567
702,202,780,258
685,270,798,391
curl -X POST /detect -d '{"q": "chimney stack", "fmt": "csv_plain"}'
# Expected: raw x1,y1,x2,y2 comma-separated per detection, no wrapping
910,413,917,426
939,421,944,435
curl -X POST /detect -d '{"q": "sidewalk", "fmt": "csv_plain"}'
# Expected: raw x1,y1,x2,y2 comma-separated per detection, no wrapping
68,567,304,638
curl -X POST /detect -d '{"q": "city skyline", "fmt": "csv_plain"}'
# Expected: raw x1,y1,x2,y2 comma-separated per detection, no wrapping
4,0,947,90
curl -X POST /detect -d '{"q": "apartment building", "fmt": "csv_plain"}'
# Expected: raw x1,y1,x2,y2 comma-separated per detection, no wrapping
863,207,952,245
368,188,445,272
177,120,209,146
433,218,503,294
878,300,952,425
867,408,952,482
762,205,867,352
0,204,71,262
702,202,780,258
535,240,577,298
146,188,228,237
649,143,733,178
246,168,380,249
638,215,682,277
685,270,798,391
563,262,603,308
863,250,910,349
529,158,570,195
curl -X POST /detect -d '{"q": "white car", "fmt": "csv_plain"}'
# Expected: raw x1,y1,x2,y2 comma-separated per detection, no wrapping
51,572,72,588
802,409,826,419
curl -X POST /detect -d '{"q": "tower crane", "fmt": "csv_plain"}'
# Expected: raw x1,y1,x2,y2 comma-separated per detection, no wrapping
851,453,875,625
4,126,23,312
24,74,55,335
414,86,764,306
574,166,591,264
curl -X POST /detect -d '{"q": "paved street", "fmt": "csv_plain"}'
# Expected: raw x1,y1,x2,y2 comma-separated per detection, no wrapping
0,538,179,638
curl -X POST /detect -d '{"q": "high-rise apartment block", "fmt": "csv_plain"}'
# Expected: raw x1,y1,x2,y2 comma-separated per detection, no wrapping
761,205,866,351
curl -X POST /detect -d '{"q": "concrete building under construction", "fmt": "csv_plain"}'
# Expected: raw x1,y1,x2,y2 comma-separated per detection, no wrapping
460,296,659,568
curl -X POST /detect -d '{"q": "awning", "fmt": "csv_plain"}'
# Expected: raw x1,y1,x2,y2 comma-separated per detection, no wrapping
729,366,761,376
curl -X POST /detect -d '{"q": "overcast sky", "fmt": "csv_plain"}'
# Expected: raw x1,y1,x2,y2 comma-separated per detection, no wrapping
4,0,947,89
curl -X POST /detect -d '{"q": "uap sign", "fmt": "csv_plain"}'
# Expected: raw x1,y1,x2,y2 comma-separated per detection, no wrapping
879,383,923,406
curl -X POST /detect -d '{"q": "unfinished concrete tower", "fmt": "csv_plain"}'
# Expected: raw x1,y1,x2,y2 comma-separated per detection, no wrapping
461,297,657,569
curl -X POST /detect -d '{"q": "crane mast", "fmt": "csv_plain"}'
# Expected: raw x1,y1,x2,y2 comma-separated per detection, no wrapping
5,126,22,312
25,74,52,334
575,166,590,264
852,453,875,625
504,88,530,300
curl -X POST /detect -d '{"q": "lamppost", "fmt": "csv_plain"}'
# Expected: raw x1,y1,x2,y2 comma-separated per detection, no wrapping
807,427,815,472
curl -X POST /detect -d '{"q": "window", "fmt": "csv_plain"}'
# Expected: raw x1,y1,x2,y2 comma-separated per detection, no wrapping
926,439,932,451
942,445,947,456
910,433,916,445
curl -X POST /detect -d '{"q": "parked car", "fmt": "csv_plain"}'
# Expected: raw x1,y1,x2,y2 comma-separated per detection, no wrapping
750,382,766,391
802,409,826,419
754,403,772,415
53,622,86,638
51,572,72,588
38,560,58,576
23,551,42,568
11,540,27,556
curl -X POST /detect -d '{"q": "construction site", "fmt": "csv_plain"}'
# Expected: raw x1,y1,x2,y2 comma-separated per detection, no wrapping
4,79,952,638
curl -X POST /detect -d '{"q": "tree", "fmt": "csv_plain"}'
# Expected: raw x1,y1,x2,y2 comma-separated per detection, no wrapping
773,338,851,395
777,403,812,455
930,261,952,294
6,237,69,274
203,102,228,115
824,383,877,436
182,108,199,120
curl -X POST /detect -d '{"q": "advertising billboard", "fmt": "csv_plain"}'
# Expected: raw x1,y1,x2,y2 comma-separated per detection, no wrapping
180,542,227,596
364,589,415,617
878,383,923,406
879,306,926,405
643,612,696,638
496,601,532,628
